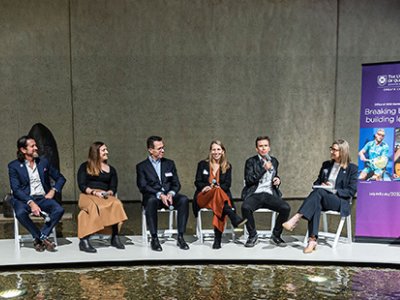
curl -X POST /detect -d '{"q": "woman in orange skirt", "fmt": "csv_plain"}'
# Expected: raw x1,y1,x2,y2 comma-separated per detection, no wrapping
77,142,128,253
193,140,247,249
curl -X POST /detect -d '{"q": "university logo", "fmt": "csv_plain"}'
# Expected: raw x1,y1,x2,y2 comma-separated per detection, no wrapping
377,75,387,86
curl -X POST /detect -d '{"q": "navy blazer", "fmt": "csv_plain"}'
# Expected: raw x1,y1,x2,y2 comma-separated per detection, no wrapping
241,155,282,200
8,157,66,204
192,160,232,217
313,160,358,216
136,157,181,204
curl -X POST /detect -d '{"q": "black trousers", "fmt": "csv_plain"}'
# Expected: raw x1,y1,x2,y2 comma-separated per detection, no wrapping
241,192,290,238
144,193,189,236
298,188,341,238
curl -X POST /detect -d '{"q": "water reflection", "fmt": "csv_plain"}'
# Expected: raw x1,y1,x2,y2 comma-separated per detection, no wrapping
79,271,127,300
0,265,400,299
351,268,400,299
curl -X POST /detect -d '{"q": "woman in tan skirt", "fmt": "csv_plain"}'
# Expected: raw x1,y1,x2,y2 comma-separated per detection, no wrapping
77,142,128,253
193,140,247,249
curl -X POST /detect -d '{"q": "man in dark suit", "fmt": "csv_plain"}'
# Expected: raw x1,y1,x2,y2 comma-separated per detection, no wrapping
136,136,189,251
241,136,290,247
9,135,66,252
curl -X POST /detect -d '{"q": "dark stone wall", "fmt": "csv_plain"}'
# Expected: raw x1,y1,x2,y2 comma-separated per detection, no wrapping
1,0,399,200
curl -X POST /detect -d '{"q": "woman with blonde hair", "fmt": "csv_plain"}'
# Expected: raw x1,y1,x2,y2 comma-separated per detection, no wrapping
77,142,128,253
283,139,357,253
193,140,246,249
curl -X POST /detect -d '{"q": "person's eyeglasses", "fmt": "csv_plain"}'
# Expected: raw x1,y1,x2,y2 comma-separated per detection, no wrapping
376,133,385,137
154,147,165,152
329,147,340,152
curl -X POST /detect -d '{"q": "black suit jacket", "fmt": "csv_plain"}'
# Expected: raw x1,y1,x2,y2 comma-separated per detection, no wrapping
241,155,282,200
313,160,358,216
192,160,232,217
136,157,181,205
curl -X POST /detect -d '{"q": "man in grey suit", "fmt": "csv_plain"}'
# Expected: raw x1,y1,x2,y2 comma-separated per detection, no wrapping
136,136,189,251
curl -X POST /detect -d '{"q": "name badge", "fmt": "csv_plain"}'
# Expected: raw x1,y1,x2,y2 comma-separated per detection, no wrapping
203,169,209,175
165,172,173,177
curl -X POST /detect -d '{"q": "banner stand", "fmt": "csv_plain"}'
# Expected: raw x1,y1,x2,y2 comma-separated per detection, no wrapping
355,61,400,243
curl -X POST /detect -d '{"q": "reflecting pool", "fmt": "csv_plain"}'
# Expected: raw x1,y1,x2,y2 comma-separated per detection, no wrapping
1,265,400,299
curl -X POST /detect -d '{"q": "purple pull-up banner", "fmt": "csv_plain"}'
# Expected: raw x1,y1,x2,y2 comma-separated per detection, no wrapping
356,61,400,242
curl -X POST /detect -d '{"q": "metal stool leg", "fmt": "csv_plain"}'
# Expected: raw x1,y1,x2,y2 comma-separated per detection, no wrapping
333,217,346,248
142,209,148,244
14,210,20,248
198,210,204,243
346,215,352,244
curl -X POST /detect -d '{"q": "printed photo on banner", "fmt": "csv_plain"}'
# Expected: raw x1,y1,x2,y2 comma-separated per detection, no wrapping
358,127,394,181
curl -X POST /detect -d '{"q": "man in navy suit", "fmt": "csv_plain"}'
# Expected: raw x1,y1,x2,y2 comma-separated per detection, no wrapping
136,136,189,251
9,136,66,252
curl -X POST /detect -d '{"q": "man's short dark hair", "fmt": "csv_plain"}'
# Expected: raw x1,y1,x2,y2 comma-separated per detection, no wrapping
147,136,163,149
16,135,34,161
255,136,270,147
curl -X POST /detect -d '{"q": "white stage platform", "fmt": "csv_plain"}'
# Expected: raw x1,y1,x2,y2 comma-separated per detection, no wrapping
2,235,400,269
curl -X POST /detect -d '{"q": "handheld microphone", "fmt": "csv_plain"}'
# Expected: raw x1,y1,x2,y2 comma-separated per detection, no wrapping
40,211,51,223
264,154,273,172
264,153,272,161
101,191,109,199
211,179,219,187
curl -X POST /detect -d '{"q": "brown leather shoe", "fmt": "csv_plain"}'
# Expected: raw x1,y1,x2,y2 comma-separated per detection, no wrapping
33,239,45,252
42,239,57,252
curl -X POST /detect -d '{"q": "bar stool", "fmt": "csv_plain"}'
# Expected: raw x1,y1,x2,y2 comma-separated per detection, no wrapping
196,208,235,243
243,208,277,239
303,198,353,249
142,208,177,244
14,209,58,249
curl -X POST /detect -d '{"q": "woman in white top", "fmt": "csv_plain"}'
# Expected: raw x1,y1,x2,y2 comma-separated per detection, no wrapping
283,139,357,253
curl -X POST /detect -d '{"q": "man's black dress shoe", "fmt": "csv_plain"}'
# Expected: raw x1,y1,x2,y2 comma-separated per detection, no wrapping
177,235,189,250
79,238,97,253
111,235,125,249
270,234,286,246
151,237,162,251
245,235,258,247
